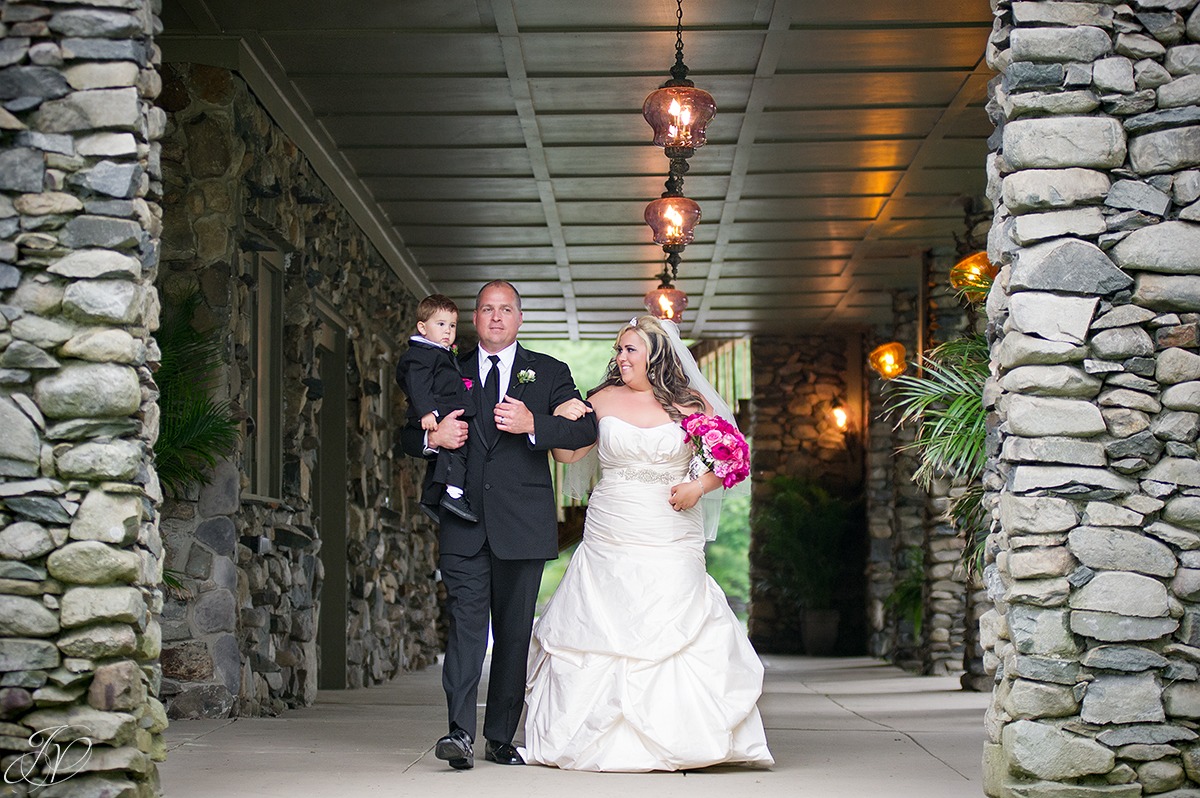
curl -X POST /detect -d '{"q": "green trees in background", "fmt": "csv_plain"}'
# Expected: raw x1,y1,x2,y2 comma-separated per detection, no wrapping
551,339,619,395
706,493,751,613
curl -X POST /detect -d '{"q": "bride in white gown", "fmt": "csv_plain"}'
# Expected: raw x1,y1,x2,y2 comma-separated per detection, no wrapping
521,316,774,772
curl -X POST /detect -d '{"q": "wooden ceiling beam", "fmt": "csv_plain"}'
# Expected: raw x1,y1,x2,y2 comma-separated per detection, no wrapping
690,0,793,338
487,0,580,339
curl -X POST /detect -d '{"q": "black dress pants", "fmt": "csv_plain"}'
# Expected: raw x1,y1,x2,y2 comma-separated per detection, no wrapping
439,540,544,743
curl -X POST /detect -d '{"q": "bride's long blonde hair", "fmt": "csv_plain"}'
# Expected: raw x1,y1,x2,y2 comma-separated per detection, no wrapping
588,316,705,421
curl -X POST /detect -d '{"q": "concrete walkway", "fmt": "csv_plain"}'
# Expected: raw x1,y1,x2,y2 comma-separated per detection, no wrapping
160,656,990,798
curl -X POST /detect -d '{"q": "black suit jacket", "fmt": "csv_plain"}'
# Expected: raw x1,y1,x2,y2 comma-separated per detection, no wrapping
402,344,597,560
395,339,472,424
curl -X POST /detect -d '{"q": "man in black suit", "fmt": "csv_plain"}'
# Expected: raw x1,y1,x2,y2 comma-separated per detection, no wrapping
403,280,597,769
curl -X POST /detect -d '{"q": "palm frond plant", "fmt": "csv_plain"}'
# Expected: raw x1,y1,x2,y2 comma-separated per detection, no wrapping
885,332,990,574
154,291,240,498
154,290,239,597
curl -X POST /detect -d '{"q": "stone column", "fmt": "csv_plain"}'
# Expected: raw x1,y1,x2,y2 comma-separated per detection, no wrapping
984,2,1200,795
0,0,166,795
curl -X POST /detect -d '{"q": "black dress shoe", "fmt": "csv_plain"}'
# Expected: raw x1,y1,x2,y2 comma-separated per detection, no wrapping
484,740,524,766
435,729,473,770
440,493,479,522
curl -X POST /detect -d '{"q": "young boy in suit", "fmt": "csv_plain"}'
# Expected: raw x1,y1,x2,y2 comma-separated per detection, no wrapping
396,294,478,522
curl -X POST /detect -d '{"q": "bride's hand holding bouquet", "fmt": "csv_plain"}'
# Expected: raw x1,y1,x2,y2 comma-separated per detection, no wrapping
669,412,750,512
681,412,751,489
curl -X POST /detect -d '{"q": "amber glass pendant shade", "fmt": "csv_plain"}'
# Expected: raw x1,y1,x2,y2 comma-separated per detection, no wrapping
949,251,998,299
868,342,907,380
642,86,716,152
644,195,701,249
644,283,689,321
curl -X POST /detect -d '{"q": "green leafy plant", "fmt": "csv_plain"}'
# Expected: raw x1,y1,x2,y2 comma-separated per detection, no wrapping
758,475,855,610
884,545,924,636
153,291,240,498
886,332,990,573
161,567,192,599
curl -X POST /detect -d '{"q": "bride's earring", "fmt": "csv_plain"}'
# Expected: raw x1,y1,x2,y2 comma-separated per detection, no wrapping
648,369,656,380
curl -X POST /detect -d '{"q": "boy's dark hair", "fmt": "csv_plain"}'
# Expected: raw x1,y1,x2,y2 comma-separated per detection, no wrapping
417,293,459,322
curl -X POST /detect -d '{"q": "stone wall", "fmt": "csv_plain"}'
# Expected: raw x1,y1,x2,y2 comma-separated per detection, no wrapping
0,0,168,794
982,1,1200,795
154,63,440,718
748,334,865,653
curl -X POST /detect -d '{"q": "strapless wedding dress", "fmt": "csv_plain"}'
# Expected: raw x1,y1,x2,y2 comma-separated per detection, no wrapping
522,416,774,772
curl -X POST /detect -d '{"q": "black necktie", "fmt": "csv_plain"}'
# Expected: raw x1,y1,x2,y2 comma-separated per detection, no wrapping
484,354,501,411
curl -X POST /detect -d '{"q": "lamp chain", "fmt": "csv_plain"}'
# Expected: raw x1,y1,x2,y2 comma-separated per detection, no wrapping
663,156,689,196
670,0,689,82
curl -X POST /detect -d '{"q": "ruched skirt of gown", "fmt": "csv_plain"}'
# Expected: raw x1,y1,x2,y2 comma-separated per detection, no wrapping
522,418,773,772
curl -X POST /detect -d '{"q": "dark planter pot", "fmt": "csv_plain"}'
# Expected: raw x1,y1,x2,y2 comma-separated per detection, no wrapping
802,608,840,656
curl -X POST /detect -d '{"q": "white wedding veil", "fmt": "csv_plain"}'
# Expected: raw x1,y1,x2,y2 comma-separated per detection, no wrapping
560,316,749,541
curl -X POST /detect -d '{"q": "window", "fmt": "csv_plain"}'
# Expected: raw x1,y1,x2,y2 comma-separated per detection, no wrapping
694,337,752,425
240,246,284,498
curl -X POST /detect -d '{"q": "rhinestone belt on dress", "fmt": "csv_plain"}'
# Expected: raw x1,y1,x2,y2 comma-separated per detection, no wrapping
612,466,680,484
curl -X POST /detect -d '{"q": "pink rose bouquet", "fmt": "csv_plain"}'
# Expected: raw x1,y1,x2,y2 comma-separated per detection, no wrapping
681,413,750,489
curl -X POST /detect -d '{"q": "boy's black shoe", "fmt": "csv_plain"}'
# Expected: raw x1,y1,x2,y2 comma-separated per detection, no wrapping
419,502,440,522
440,493,479,522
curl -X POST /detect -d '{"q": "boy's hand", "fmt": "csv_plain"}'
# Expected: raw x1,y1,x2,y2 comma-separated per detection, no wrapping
421,412,438,432
552,398,593,421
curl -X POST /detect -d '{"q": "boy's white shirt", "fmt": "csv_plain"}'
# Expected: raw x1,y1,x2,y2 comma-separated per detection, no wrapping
410,333,450,349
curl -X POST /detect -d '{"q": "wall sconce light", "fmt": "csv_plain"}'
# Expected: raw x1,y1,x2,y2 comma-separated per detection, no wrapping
644,255,688,321
868,341,907,380
831,399,849,431
949,250,997,300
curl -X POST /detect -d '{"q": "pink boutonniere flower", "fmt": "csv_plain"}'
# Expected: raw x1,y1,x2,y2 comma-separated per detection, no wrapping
462,377,473,390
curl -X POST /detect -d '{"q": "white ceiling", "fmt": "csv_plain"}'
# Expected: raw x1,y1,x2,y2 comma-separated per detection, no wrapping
160,0,994,339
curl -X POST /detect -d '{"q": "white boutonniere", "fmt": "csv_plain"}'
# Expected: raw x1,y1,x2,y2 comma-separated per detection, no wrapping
517,369,536,384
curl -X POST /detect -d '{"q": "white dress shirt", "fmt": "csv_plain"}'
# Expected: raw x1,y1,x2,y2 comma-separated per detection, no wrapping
478,341,518,400
425,340,533,451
